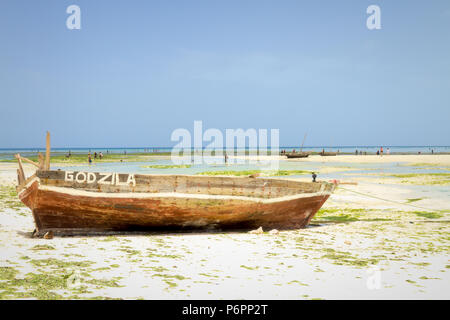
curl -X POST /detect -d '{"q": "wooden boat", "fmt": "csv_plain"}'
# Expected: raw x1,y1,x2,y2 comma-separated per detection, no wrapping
15,133,336,236
285,152,310,158
285,133,310,158
320,151,337,156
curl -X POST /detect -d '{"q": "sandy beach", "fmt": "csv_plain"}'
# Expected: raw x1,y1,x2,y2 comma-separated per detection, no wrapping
0,155,449,299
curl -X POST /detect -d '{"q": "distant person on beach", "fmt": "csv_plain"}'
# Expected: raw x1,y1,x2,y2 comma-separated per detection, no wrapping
99,152,103,159
380,147,383,156
224,152,228,164
88,154,92,165
376,150,380,155
355,149,358,155
312,172,317,182
94,152,97,159
432,149,434,154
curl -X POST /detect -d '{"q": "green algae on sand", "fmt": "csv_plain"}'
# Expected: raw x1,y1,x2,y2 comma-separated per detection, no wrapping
0,186,25,211
389,173,450,185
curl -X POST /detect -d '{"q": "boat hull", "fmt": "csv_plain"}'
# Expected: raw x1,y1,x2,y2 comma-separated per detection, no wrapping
320,152,337,156
286,153,309,159
18,172,334,235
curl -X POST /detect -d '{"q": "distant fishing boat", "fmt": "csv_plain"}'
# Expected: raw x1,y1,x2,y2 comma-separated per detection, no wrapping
320,138,338,156
285,152,310,158
285,133,310,158
320,151,337,156
15,133,336,236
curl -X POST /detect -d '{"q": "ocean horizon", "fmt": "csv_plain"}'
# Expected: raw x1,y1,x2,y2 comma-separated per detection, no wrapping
1,145,449,160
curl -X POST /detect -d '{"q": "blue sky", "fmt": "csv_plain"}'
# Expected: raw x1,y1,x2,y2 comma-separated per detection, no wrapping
0,0,449,148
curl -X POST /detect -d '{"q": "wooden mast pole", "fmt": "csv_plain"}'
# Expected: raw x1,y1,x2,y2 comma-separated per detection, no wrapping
38,152,45,169
14,154,26,185
300,133,307,153
45,131,51,170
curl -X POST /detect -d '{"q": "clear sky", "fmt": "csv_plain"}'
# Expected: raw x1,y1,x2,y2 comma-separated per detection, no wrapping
0,0,449,148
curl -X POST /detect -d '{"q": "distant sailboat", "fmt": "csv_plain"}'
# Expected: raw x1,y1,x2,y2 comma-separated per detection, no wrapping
320,141,337,156
286,133,310,158
319,151,337,156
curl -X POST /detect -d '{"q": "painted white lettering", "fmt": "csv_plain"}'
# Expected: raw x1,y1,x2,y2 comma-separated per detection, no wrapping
126,174,136,187
75,172,87,183
87,172,96,183
98,173,112,185
115,173,128,186
65,171,74,182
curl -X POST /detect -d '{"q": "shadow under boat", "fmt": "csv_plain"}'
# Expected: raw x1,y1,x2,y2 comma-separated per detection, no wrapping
19,221,335,238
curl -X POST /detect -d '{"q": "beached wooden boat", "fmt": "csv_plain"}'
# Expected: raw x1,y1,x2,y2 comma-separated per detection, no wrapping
15,133,336,235
285,152,310,158
285,134,310,158
320,151,337,156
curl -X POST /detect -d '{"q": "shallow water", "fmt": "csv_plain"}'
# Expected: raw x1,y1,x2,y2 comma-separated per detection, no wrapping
52,158,449,185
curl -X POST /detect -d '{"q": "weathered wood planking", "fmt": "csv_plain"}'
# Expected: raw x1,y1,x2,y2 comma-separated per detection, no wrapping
15,154,26,185
22,180,331,234
38,152,45,170
36,170,321,198
18,169,335,235
17,155,40,168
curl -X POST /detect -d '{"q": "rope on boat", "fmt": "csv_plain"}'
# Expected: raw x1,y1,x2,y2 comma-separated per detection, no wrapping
336,186,444,212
